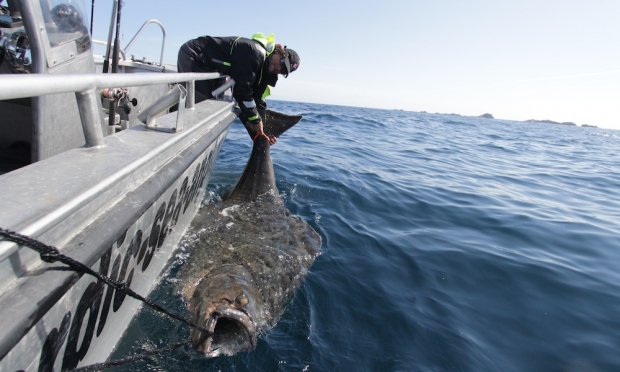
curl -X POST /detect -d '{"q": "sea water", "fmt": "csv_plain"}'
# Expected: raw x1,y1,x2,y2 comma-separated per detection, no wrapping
109,101,620,371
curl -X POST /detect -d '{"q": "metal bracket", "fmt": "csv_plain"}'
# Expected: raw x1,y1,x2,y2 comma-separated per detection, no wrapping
138,83,186,133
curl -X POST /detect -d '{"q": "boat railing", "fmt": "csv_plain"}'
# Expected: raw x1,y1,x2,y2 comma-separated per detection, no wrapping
123,20,167,66
0,71,234,263
93,18,166,66
0,72,225,147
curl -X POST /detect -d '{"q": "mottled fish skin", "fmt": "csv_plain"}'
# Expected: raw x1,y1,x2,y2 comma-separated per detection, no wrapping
179,110,321,357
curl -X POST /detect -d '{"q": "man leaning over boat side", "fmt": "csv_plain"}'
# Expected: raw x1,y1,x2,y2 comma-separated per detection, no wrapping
177,33,300,145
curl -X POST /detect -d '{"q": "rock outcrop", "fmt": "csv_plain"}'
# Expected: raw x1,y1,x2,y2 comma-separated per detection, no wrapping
526,119,577,126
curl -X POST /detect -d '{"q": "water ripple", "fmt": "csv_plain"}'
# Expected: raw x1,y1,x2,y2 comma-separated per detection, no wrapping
110,101,620,372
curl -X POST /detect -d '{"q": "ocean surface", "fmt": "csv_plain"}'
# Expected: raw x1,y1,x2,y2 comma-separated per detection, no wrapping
109,101,620,372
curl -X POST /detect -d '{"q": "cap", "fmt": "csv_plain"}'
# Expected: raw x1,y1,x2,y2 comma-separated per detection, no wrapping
282,48,300,78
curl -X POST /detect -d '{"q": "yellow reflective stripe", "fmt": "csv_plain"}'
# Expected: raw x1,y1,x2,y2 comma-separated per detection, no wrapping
230,37,241,55
261,86,271,101
248,115,259,121
258,67,264,85
212,58,231,67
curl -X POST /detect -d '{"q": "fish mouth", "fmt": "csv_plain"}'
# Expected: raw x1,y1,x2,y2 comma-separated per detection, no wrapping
193,305,256,357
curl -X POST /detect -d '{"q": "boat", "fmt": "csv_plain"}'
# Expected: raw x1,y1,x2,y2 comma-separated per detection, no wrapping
0,0,238,370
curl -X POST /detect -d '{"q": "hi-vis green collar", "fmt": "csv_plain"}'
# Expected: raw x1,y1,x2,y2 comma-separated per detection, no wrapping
225,33,276,87
229,33,275,57
251,32,276,86
252,32,275,56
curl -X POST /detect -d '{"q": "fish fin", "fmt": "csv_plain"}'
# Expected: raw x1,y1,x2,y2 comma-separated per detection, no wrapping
261,109,303,138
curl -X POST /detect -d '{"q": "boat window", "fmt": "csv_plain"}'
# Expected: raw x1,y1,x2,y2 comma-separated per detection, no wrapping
41,0,90,54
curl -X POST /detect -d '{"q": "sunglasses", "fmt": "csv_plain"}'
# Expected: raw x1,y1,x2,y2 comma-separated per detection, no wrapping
280,57,289,75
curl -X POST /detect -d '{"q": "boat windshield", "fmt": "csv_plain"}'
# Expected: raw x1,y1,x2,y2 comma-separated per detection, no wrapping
41,0,90,54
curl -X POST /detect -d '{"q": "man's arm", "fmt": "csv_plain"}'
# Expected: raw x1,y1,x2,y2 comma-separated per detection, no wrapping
229,42,276,144
230,43,263,125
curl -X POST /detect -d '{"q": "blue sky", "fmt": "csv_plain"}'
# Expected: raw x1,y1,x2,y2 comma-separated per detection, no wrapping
88,0,620,129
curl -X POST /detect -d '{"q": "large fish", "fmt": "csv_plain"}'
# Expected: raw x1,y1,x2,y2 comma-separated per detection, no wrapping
179,109,321,357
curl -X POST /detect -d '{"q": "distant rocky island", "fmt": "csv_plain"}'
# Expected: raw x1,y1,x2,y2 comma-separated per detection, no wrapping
476,114,598,128
526,119,576,126
418,111,598,128
524,119,598,128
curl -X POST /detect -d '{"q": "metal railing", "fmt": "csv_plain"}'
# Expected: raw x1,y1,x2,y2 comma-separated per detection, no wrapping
93,19,166,66
123,20,167,66
0,72,221,100
0,72,224,146
94,19,166,66
0,71,234,262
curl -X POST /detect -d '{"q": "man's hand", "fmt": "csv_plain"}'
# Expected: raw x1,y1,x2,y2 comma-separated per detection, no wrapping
251,121,277,145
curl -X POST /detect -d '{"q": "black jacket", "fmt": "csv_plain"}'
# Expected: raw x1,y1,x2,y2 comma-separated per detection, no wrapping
190,36,278,124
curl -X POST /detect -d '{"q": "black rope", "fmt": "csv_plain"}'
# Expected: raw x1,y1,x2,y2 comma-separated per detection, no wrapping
0,228,213,336
69,340,191,372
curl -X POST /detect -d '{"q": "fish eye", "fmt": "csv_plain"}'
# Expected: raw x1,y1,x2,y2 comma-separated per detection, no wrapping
235,294,249,307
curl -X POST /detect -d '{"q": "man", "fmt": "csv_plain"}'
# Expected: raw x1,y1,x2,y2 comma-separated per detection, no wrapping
177,33,300,144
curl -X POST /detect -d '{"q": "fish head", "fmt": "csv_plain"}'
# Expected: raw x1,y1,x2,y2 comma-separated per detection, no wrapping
190,265,264,357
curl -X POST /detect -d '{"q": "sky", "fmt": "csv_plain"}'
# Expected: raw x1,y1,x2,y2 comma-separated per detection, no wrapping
86,0,620,129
